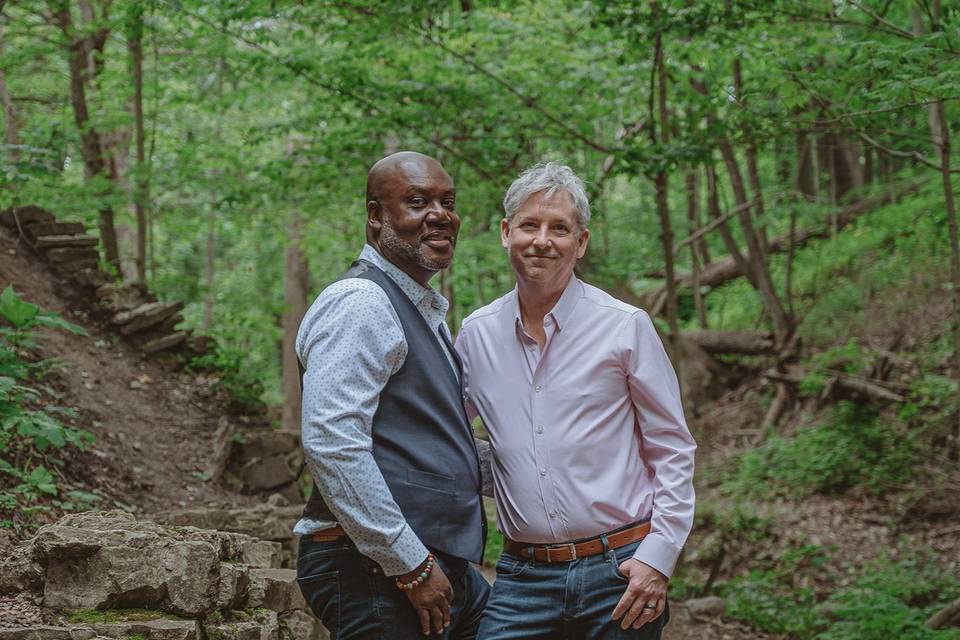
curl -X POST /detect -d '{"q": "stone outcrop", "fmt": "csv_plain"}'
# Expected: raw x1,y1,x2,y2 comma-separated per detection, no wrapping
154,495,302,568
0,511,327,640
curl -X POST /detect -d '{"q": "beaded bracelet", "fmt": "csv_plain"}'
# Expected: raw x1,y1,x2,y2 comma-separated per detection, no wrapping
395,553,435,590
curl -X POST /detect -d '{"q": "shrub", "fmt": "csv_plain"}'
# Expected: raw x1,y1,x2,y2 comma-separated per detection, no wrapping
726,402,917,498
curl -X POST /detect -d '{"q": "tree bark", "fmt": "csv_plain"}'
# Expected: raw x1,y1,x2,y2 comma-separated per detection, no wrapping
686,330,774,355
282,213,309,433
129,6,149,285
796,131,817,199
647,3,678,340
686,169,707,328
48,1,120,271
0,24,20,163
201,194,216,332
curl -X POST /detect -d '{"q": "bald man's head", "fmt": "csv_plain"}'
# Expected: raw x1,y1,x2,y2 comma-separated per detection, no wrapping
366,151,446,203
364,151,460,286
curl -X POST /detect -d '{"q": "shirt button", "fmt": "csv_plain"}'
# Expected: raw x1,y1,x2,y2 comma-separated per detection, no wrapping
534,385,542,392
536,426,544,434
549,510,558,518
539,468,547,476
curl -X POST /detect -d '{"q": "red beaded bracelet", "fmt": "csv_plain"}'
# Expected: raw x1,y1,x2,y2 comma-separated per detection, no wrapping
395,553,435,590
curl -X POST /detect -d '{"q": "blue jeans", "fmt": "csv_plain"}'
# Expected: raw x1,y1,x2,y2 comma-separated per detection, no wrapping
478,539,669,640
297,537,490,640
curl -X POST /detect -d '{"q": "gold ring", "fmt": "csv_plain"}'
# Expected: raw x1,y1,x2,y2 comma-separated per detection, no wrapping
643,603,656,610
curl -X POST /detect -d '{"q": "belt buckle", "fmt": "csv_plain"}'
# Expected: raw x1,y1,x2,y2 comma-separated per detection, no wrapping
544,543,577,562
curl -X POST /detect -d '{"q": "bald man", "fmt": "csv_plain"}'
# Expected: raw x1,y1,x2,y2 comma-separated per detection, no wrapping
294,152,490,639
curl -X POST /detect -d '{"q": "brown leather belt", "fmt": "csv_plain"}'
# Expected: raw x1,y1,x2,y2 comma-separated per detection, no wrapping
503,521,651,563
310,525,347,542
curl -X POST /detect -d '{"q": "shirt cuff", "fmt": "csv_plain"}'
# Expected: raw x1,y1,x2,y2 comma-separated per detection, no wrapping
366,523,430,577
632,532,682,579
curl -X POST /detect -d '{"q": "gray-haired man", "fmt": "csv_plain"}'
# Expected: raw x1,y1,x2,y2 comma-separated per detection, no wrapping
455,162,696,639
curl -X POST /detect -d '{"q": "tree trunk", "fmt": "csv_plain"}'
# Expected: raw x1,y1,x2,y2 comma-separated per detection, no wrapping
649,4,679,340
129,6,149,285
201,195,216,332
796,131,817,199
440,264,457,333
282,213,309,433
48,1,120,271
686,169,707,328
0,25,20,163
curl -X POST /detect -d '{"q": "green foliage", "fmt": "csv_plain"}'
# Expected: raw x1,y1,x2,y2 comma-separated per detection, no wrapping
482,496,503,567
719,544,960,639
818,550,960,640
727,402,917,498
0,287,95,518
187,342,266,414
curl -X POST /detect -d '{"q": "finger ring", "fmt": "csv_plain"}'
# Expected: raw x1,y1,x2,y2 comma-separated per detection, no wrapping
643,603,656,610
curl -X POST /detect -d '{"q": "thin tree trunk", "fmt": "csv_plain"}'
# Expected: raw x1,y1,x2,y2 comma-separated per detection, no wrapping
649,5,678,340
0,25,20,163
440,264,457,333
796,131,818,199
129,6,149,285
202,194,216,332
686,169,707,328
282,213,309,433
48,1,120,271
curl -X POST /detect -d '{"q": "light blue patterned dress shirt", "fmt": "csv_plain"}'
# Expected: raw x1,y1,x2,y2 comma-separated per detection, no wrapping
293,244,458,576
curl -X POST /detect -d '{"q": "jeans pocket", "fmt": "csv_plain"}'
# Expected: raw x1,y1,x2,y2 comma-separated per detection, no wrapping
609,540,642,583
297,570,340,636
495,554,529,579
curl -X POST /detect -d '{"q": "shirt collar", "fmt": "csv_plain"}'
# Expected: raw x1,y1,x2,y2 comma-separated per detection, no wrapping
359,244,448,314
510,275,582,332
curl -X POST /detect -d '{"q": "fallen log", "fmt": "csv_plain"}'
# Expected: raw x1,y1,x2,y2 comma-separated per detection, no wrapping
685,330,775,355
763,368,906,403
926,597,960,630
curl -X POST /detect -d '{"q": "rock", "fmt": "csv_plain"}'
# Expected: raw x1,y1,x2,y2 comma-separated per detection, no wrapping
234,432,300,464
240,541,283,570
87,620,199,640
681,595,726,621
216,563,250,610
95,283,148,313
21,222,86,241
27,511,277,617
0,205,55,229
278,611,328,640
207,419,237,484
245,569,306,613
113,302,185,336
50,259,100,276
252,610,279,640
236,453,300,492
204,621,261,640
142,332,188,355
0,627,88,640
43,248,100,264
34,235,99,250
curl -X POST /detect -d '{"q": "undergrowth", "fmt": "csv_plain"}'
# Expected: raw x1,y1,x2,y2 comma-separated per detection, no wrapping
0,285,101,525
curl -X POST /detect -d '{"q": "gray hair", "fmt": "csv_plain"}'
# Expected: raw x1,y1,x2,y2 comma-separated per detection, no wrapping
502,162,591,228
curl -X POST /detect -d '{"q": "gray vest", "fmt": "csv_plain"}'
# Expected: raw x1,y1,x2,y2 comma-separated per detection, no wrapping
301,260,486,564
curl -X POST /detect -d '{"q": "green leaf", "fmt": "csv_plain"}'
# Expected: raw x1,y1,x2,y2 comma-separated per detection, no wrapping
0,286,39,328
35,313,88,336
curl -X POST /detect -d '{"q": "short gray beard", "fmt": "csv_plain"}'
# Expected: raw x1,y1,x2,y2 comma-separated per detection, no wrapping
380,217,452,272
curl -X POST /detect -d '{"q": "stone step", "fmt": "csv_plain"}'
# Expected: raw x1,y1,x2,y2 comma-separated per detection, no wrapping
142,331,188,354
0,205,55,229
111,301,185,335
22,221,86,241
44,247,100,264
34,234,99,250
50,258,100,276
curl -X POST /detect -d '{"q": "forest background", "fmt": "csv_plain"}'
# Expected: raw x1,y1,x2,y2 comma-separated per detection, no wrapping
2,0,960,638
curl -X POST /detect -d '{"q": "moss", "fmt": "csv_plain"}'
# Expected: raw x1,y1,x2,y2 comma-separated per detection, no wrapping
67,608,179,624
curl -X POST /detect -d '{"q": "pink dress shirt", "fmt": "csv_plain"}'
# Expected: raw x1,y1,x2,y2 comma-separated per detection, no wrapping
455,276,696,577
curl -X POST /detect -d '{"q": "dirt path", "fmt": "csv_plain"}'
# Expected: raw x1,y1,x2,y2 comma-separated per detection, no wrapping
0,229,257,521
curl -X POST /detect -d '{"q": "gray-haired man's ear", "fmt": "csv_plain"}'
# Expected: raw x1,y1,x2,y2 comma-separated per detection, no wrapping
474,437,494,498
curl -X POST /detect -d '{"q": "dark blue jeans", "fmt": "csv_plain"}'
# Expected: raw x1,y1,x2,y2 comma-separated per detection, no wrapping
478,539,669,640
297,537,490,640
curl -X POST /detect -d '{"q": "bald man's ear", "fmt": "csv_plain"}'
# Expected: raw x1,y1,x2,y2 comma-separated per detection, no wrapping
367,200,383,236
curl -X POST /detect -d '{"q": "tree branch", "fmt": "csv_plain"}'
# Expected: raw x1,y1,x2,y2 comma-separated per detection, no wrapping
179,6,497,180
848,0,916,39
